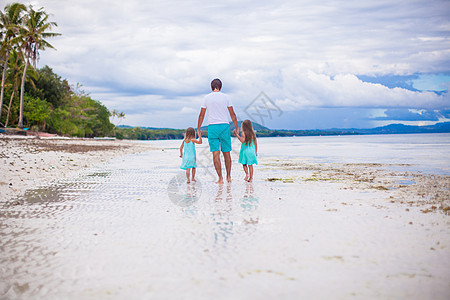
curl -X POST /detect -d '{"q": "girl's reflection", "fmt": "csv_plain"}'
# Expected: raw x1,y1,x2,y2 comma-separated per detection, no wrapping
241,183,259,229
241,182,258,212
211,183,260,245
182,183,199,215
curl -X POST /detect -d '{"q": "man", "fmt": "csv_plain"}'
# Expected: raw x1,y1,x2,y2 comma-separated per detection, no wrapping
197,78,239,184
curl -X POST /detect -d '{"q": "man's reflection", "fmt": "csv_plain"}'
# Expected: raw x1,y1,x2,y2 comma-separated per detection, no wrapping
212,184,233,244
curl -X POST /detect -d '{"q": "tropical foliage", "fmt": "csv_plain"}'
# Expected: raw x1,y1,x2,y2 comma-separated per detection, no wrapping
114,126,185,140
0,2,26,124
3,64,115,136
0,2,116,137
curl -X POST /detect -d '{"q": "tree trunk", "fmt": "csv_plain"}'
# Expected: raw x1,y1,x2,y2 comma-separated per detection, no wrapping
18,58,28,128
5,89,15,127
0,50,10,124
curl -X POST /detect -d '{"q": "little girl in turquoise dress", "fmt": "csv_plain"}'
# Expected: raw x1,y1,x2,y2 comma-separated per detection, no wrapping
180,127,202,183
234,120,258,182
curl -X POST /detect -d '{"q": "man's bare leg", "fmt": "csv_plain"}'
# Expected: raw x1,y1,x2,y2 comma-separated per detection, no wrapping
212,151,223,184
223,151,232,182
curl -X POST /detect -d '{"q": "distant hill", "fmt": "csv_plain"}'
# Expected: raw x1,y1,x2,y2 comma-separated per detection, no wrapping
339,122,450,135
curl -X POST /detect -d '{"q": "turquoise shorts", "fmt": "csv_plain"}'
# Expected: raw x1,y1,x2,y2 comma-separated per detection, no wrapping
207,123,232,153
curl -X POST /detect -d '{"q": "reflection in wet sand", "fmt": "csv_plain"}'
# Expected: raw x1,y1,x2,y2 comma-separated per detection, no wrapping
168,173,201,208
212,184,234,244
241,183,259,229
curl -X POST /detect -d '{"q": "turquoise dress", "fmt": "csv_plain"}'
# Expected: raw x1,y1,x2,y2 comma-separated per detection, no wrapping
238,140,258,165
181,141,197,169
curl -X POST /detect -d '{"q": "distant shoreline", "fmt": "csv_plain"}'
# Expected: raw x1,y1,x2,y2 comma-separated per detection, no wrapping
2,122,448,141
114,122,450,140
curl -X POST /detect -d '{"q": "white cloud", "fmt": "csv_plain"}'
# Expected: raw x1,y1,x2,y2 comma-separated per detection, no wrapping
28,0,450,128
180,107,197,115
254,70,448,112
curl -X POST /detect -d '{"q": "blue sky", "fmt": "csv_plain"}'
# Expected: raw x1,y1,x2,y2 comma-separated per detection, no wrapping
30,0,450,129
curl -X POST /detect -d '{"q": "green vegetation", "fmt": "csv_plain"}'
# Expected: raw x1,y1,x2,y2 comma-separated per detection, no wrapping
114,126,185,140
112,125,360,141
0,2,116,137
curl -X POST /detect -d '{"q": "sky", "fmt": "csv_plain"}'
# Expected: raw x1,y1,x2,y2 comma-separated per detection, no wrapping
18,0,450,129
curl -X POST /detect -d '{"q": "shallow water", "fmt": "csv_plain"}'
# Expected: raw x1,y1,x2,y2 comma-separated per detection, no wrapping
150,133,450,175
1,134,450,299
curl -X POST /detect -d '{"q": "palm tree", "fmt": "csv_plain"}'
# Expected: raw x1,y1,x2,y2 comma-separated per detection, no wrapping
117,111,126,125
110,109,126,125
4,49,36,127
110,109,119,122
0,2,26,124
12,5,59,128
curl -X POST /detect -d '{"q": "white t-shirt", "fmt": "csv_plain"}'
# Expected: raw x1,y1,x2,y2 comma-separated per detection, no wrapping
201,91,233,125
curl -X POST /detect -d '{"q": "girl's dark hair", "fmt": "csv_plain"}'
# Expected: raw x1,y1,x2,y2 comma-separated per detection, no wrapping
185,127,196,141
211,78,222,91
242,120,256,146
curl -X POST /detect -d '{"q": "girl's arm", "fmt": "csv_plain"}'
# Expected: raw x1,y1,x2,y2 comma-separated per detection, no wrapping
254,137,258,156
179,141,184,157
193,132,203,144
234,130,245,143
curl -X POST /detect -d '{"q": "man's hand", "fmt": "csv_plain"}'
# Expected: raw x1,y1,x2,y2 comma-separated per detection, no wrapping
228,106,239,136
197,108,206,135
197,129,203,137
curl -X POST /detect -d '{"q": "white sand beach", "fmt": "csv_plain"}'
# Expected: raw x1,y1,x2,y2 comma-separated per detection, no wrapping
0,134,449,299
0,135,155,202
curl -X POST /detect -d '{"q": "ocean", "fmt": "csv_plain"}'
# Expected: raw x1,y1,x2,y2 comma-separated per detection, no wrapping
147,133,450,175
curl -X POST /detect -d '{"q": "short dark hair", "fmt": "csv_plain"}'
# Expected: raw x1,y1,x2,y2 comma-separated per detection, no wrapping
211,78,222,91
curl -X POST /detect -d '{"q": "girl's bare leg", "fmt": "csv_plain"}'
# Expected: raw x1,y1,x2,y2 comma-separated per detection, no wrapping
192,168,196,182
186,169,191,183
243,164,249,181
248,165,254,182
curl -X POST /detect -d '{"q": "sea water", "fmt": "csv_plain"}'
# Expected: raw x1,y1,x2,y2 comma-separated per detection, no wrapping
149,133,450,175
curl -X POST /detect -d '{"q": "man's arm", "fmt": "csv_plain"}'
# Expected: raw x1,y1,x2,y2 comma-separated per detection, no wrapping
197,108,206,136
228,106,239,134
